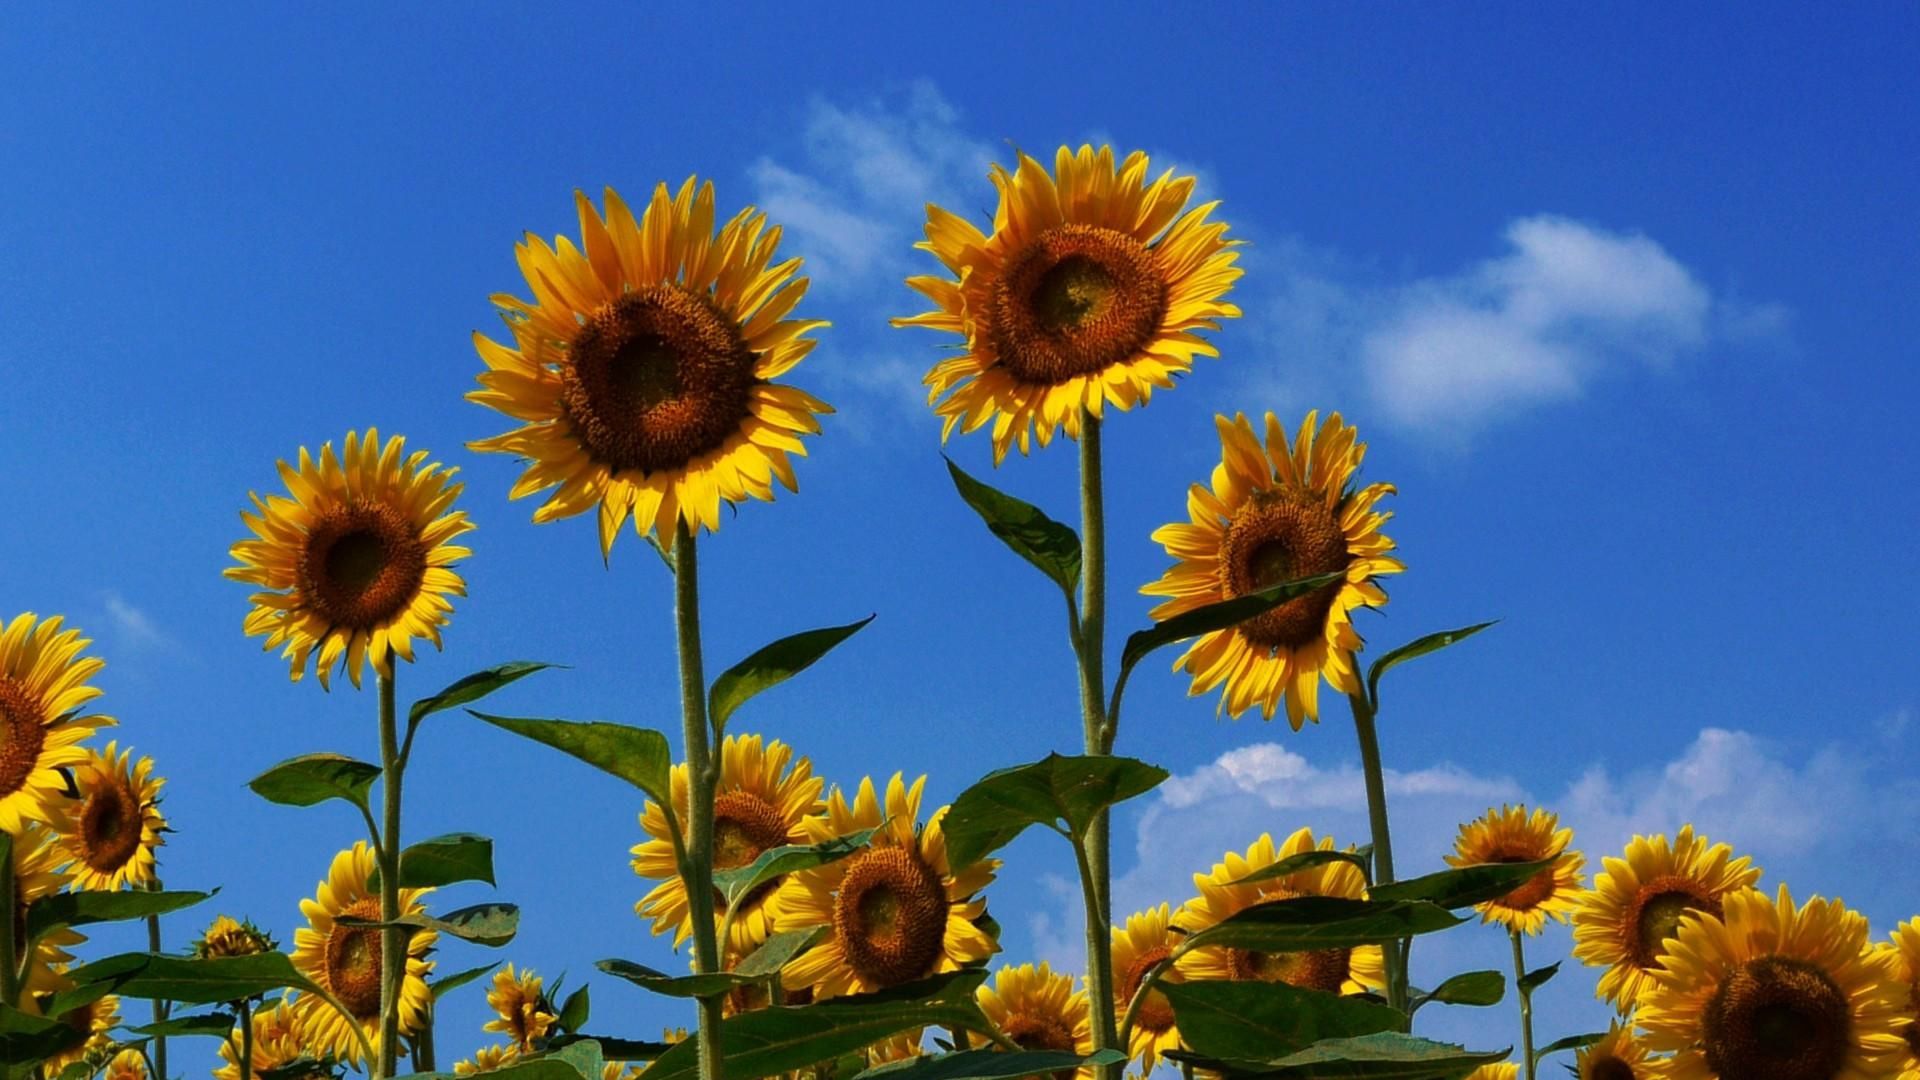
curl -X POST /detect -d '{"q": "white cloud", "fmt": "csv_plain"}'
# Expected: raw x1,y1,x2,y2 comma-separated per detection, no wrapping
101,591,175,651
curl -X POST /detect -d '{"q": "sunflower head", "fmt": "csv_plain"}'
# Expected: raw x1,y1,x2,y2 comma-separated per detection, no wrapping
1572,825,1763,1011
469,181,832,555
1463,1066,1518,1080
216,1000,334,1080
1577,1022,1648,1080
978,962,1093,1079
226,429,473,690
485,963,556,1053
0,613,114,833
44,990,119,1075
1638,885,1908,1080
1886,917,1920,1075
1142,412,1401,728
103,1048,149,1080
1109,905,1185,1073
9,824,83,1006
288,841,438,1065
1448,806,1585,936
194,914,278,959
896,145,1241,462
454,1044,521,1077
49,740,166,892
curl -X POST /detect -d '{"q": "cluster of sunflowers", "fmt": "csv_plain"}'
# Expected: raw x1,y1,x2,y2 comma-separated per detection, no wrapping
3,144,1911,1080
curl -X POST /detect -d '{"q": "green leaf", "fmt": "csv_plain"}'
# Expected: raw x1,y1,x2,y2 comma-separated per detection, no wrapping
1518,962,1560,994
941,753,1169,866
1249,1033,1512,1078
414,1038,605,1080
1369,858,1557,909
0,1002,87,1064
713,827,879,908
1414,971,1504,1011
129,1012,237,1037
709,617,873,733
1163,981,1401,1061
1175,897,1463,955
248,753,380,812
26,888,213,940
597,959,750,999
944,457,1081,595
1366,622,1496,708
431,961,501,1000
369,833,495,891
547,1034,674,1061
66,952,319,1005
732,927,829,980
1228,849,1373,889
469,712,672,806
1533,1032,1605,1062
557,984,591,1033
853,1048,1128,1080
1118,571,1347,676
410,661,560,728
339,902,520,947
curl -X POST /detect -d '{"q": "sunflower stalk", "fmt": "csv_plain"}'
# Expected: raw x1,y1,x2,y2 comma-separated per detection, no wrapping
672,524,727,1080
1073,414,1123,1080
377,670,405,1080
238,998,255,1080
1511,930,1537,1080
1346,689,1407,1016
145,879,170,1080
0,830,15,1080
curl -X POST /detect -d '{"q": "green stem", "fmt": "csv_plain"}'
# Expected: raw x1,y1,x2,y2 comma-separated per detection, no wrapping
146,879,168,1080
1075,413,1120,1080
414,1004,436,1073
238,998,254,1080
1511,930,1536,1080
1347,689,1405,1015
1,831,16,1080
673,523,726,1080
377,670,404,1079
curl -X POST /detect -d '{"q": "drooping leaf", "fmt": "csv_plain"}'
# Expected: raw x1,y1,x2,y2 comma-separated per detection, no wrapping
713,828,879,907
1533,1032,1606,1062
1175,897,1462,956
66,952,319,1005
852,1048,1127,1080
1369,859,1556,909
410,661,560,728
1413,971,1504,1011
1118,571,1347,676
1366,622,1496,708
944,457,1081,596
546,1033,676,1061
1246,1032,1512,1078
0,1002,88,1064
597,959,750,999
942,753,1168,866
556,984,591,1033
128,1012,237,1037
1228,848,1373,889
340,902,520,947
431,961,501,1000
369,833,495,890
732,927,829,980
1163,981,1400,1061
1518,962,1560,994
248,753,380,812
26,888,213,940
469,712,672,806
709,617,873,733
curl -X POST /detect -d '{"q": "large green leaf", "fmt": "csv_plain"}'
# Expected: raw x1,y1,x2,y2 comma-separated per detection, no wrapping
1366,623,1496,708
597,958,751,999
248,753,380,812
1163,981,1400,1061
431,961,501,1000
713,827,879,908
1518,962,1560,994
0,1003,88,1064
1413,971,1504,1011
1369,859,1556,909
1228,849,1373,889
709,617,873,733
26,888,212,940
853,1048,1127,1080
1118,571,1346,676
733,926,828,979
546,1034,675,1062
944,457,1081,596
470,712,672,806
1533,1032,1605,1062
128,1012,238,1037
340,902,520,947
942,753,1168,866
556,984,591,1033
67,952,319,1005
411,661,559,728
1176,898,1462,955
369,833,495,890
1247,1033,1512,1078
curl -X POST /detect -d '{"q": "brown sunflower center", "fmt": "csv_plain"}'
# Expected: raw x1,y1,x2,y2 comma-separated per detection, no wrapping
1487,851,1560,912
989,224,1168,385
710,790,793,914
1227,945,1352,993
1002,1012,1078,1080
1702,956,1851,1080
1589,1056,1637,1080
0,678,48,797
1121,944,1177,1033
1905,1017,1920,1059
79,775,143,874
299,500,428,631
323,898,386,1019
832,846,947,989
1626,878,1721,970
1221,495,1350,649
562,284,757,475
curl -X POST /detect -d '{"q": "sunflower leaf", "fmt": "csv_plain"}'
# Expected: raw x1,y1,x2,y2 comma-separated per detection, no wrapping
708,616,874,735
1410,971,1505,1012
1368,858,1557,909
410,661,561,729
941,753,1168,867
468,712,672,807
0,1002,88,1065
1175,897,1463,956
248,753,381,814
556,984,591,1033
1227,849,1373,889
851,1048,1127,1080
1532,1032,1605,1062
430,961,501,1000
339,902,520,947
1163,981,1402,1062
712,827,879,908
1518,962,1560,994
1366,622,1497,710
127,1012,237,1037
546,1033,676,1061
65,952,321,1005
597,959,752,999
25,888,213,941
1242,1032,1513,1077
943,457,1081,596
1117,570,1348,677
368,833,495,891
732,927,829,980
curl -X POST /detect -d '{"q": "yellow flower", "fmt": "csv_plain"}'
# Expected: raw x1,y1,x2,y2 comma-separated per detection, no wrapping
103,1048,148,1080
1175,829,1385,995
1448,806,1585,936
633,734,824,955
485,964,555,1053
454,1044,521,1076
774,773,999,998
9,824,83,1007
44,991,119,1075
1638,885,1906,1079
1577,1022,1650,1080
226,428,473,689
468,181,831,555
1464,1066,1518,1080
287,841,438,1065
216,1000,330,1080
896,144,1241,462
1142,411,1401,728
978,962,1092,1070
193,914,278,959
0,613,113,833
1110,905,1186,1073
1572,826,1762,1010
49,741,165,891
1884,917,1920,1080
867,1029,925,1065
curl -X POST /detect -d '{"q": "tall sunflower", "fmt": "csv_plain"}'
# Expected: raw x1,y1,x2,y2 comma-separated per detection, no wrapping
226,429,473,690
1885,917,1920,1080
193,914,277,959
774,773,999,999
978,962,1093,1073
895,144,1241,463
44,990,119,1075
1637,886,1906,1080
1577,1022,1650,1080
1110,905,1187,1073
1142,412,1401,728
1448,806,1586,936
49,741,166,891
216,1000,331,1080
0,613,113,833
632,733,824,955
288,841,438,1066
468,181,831,555
484,964,555,1053
1573,826,1762,1011
1176,829,1385,995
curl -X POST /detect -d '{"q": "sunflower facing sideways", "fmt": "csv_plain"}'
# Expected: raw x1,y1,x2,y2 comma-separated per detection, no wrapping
632,733,825,956
1176,829,1385,996
484,964,556,1053
1637,885,1906,1080
1884,917,1920,1080
1142,411,1401,728
226,429,474,690
0,612,113,834
895,144,1241,462
774,773,999,999
1573,826,1762,1011
977,962,1093,1071
468,181,831,555
1577,1022,1650,1080
49,741,166,892
9,824,83,1005
216,1000,331,1080
1448,805,1586,936
1110,905,1187,1073
288,841,438,1066
44,990,119,1076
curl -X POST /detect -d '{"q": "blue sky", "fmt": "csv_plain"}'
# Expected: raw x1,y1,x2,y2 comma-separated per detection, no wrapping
3,3,1918,1072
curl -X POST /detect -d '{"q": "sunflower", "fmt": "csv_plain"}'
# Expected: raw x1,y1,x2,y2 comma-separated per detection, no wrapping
484,964,555,1053
1885,917,1920,1080
216,1000,332,1080
10,824,83,1007
194,914,278,959
1142,411,1401,728
1638,886,1906,1080
867,1030,926,1066
226,429,473,690
1578,1022,1651,1080
1573,826,1762,1011
0,613,113,833
1464,1066,1518,1080
1110,905,1187,1072
48,741,165,891
44,990,119,1075
895,144,1241,463
288,841,438,1065
454,1045,520,1077
1175,829,1385,995
468,181,831,555
1448,806,1586,936
103,1048,149,1080
774,773,999,999
633,733,824,955
979,962,1093,1077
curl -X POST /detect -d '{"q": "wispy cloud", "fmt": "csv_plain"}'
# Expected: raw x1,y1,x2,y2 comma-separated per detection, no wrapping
101,590,175,651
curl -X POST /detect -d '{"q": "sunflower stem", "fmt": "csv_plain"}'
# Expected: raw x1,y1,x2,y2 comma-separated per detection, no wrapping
1511,930,1536,1080
673,523,727,1080
238,998,254,1080
0,833,16,1073
377,670,404,1080
145,878,169,1080
1347,688,1406,1017
1074,413,1121,1080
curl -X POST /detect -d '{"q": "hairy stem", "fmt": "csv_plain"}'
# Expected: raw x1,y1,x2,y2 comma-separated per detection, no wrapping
238,998,254,1080
1075,414,1120,1080
146,879,169,1080
1512,930,1536,1080
674,524,726,1080
378,670,404,1079
1347,689,1405,1014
